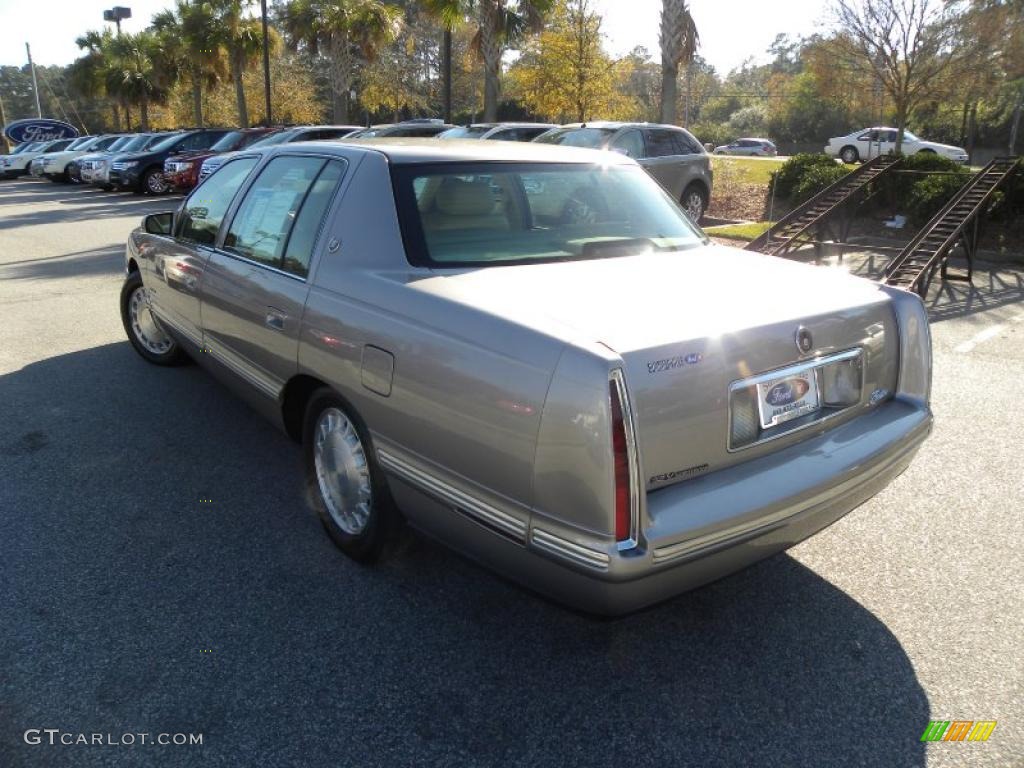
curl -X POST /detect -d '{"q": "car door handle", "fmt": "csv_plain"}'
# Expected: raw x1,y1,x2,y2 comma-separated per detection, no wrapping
265,309,286,331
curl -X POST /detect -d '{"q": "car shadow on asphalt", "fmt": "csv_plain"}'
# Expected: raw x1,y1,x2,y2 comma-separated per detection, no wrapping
0,197,180,231
0,342,930,767
0,244,125,280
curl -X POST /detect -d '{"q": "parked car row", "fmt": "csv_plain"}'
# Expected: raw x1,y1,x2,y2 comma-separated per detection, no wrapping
3,119,716,220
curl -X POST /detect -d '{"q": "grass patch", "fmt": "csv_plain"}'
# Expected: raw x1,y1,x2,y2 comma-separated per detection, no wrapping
710,156,785,185
703,221,773,241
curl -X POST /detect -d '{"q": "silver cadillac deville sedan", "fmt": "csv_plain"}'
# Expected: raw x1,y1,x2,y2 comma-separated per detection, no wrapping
120,139,933,615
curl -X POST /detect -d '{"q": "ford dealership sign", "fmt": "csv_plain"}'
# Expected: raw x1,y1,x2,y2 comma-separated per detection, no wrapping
3,118,79,144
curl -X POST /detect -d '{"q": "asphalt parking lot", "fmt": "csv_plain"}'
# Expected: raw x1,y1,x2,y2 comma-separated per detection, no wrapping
1,178,1022,768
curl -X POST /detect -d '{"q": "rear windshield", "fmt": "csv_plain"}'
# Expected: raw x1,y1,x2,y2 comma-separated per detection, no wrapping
438,126,491,139
393,162,704,268
118,134,149,152
105,136,133,152
534,127,615,149
210,130,245,151
148,134,185,153
248,130,299,148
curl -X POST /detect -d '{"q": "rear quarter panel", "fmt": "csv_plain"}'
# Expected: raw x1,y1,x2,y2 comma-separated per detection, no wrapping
299,154,565,531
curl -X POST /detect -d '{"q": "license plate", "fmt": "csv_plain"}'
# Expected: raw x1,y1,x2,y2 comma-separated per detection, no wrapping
756,370,820,429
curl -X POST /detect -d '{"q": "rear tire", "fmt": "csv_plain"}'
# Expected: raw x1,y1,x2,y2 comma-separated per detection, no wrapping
303,389,400,563
840,146,860,164
120,271,187,366
681,183,708,223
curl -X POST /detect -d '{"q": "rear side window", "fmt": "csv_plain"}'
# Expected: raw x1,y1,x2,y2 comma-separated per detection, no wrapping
177,157,259,244
674,132,702,154
224,156,345,274
282,160,346,277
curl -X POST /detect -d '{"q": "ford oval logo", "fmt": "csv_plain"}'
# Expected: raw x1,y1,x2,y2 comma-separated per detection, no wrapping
765,378,809,406
3,118,80,144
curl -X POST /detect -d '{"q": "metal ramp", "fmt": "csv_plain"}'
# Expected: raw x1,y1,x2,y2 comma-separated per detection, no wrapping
746,154,902,257
883,157,1019,296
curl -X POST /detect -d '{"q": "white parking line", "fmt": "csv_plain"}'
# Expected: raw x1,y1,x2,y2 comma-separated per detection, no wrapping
954,313,1024,353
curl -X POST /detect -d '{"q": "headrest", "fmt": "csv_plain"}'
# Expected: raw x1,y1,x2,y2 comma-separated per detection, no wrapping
436,178,496,216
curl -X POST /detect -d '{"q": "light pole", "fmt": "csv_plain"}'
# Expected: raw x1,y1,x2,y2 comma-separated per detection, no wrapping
103,6,132,35
260,0,272,126
25,43,42,118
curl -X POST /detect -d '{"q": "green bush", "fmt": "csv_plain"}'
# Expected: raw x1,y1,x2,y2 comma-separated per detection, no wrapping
904,173,971,225
690,122,732,150
790,164,849,204
769,153,841,199
892,152,966,201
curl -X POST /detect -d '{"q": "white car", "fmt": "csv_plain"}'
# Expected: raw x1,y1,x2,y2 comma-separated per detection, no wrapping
713,138,777,157
825,127,968,164
40,134,123,182
0,138,75,178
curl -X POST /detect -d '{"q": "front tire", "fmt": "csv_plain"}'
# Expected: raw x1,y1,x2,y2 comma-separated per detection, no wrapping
120,271,187,365
681,183,707,223
142,167,169,195
840,146,860,164
303,390,400,563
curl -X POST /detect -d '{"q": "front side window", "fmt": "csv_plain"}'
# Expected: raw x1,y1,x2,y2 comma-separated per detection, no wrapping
394,162,704,268
644,130,680,158
177,157,259,245
223,156,338,272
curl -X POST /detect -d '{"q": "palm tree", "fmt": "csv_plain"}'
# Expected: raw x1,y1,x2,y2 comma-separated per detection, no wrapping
424,0,553,122
105,31,171,130
151,1,226,127
422,0,463,122
280,0,402,124
210,0,264,127
659,0,698,124
69,30,123,129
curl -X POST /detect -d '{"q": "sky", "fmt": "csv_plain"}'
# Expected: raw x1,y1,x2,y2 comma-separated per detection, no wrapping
0,0,830,76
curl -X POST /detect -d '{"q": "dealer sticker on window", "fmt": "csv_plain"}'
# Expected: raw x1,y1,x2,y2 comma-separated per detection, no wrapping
756,370,820,429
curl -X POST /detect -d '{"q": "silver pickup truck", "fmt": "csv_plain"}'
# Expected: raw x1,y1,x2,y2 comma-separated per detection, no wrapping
120,139,932,615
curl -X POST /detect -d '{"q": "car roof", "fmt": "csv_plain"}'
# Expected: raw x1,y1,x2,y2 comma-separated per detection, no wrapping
283,137,635,165
558,121,688,131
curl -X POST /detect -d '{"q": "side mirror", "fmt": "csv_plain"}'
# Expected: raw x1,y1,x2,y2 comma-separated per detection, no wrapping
143,212,173,235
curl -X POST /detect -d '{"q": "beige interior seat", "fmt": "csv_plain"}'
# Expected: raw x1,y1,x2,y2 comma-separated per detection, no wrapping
422,178,510,231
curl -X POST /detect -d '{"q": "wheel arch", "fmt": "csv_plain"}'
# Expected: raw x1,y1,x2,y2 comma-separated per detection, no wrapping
281,374,331,442
682,178,709,201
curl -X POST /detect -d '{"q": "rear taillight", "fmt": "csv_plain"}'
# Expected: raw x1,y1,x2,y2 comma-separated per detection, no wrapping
609,370,638,547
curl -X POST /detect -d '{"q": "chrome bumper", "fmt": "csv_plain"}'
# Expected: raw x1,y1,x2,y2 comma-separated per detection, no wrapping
406,398,931,615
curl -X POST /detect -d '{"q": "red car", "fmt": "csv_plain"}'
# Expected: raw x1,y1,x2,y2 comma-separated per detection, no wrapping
163,127,280,191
